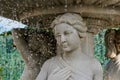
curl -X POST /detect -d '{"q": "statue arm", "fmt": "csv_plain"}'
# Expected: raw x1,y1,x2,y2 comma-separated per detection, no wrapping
93,60,103,80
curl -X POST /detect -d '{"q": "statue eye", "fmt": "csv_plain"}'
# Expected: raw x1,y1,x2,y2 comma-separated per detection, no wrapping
55,34,61,38
64,31,72,35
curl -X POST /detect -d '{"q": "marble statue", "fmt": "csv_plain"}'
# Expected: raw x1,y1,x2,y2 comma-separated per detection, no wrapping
104,29,120,80
35,13,103,80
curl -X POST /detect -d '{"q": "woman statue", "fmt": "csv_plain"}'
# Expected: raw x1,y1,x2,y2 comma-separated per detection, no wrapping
36,13,103,80
104,29,120,80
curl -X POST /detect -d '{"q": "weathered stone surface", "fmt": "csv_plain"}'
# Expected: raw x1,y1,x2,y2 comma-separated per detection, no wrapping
36,13,103,80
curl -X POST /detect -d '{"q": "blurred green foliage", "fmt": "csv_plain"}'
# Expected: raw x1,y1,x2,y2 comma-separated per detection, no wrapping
0,29,109,80
94,29,109,67
0,34,24,80
0,66,3,80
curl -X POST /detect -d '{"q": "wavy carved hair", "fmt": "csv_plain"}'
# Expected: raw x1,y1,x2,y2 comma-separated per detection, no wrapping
50,13,87,38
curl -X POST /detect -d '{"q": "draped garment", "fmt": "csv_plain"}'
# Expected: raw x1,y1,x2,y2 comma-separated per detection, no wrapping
36,55,94,80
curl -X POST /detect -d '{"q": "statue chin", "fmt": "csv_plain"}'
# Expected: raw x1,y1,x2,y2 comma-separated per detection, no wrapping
62,47,71,52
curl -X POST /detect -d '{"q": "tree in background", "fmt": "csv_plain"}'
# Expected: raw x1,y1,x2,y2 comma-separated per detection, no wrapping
0,32,24,80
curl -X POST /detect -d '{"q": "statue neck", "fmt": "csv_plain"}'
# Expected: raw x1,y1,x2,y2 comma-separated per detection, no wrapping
63,47,85,61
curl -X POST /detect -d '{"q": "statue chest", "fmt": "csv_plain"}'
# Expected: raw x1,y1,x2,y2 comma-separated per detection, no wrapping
48,58,94,80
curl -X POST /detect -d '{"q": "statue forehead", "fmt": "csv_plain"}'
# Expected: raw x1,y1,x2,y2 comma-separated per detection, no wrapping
54,23,75,33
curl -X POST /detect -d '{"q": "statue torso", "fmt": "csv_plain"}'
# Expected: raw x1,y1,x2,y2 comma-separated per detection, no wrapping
45,55,95,80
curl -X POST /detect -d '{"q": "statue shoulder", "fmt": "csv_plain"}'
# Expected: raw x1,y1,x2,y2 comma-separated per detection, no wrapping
91,58,103,73
41,56,58,71
41,56,58,75
91,58,101,66
42,56,57,66
86,56,102,70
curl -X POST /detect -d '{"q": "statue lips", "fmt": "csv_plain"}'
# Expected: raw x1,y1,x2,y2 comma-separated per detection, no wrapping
62,43,68,48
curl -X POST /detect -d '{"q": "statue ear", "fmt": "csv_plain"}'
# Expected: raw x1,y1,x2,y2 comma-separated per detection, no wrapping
105,29,117,58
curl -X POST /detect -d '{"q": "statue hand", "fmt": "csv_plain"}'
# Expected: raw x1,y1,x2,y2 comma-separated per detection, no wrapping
69,77,73,80
48,67,71,80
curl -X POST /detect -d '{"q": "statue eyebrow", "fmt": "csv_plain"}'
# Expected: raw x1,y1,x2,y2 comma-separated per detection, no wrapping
55,32,60,36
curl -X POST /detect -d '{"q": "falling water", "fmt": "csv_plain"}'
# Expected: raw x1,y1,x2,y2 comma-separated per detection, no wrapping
64,0,68,12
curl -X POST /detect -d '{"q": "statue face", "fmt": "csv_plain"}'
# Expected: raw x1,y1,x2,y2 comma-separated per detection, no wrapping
54,23,81,53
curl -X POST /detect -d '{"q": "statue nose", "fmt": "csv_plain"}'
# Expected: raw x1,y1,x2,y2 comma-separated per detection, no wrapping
61,35,66,43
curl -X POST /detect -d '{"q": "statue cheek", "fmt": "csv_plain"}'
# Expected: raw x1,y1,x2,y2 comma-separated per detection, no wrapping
57,41,61,46
56,38,61,45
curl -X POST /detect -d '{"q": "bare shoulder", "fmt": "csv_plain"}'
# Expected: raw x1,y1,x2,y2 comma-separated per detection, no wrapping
86,55,102,70
92,57,102,67
90,57,103,80
41,56,58,75
86,56,101,65
84,55,102,69
92,58,101,65
90,57,103,73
